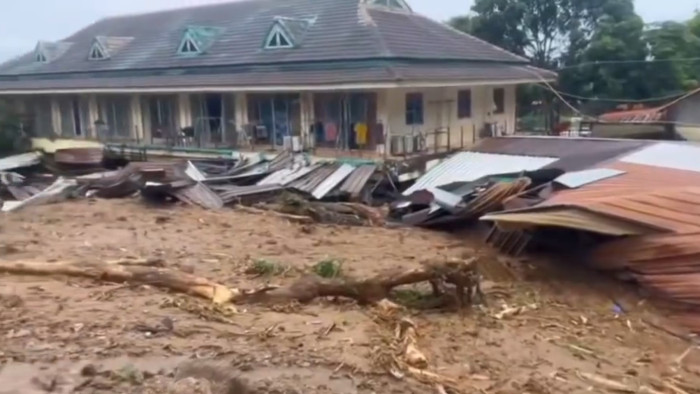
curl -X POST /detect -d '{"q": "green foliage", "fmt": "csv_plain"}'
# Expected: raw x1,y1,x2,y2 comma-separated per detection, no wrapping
312,258,343,279
247,259,287,277
451,0,700,117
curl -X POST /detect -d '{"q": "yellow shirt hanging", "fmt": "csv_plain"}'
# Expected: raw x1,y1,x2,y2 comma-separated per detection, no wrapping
355,123,368,145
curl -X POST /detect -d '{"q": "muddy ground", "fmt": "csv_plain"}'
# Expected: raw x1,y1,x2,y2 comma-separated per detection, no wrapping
0,198,699,393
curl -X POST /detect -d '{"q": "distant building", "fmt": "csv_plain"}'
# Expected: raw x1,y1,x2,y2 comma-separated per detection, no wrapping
0,0,554,156
593,88,700,141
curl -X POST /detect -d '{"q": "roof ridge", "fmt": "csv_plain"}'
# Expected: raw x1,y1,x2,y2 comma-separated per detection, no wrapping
412,12,529,64
358,3,392,57
99,0,263,21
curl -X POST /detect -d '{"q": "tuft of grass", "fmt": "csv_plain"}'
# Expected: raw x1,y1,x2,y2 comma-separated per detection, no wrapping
312,258,344,279
246,259,287,277
392,289,431,305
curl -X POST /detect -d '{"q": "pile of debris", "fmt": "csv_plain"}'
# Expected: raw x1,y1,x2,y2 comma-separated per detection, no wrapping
394,141,700,334
0,148,393,225
387,152,563,228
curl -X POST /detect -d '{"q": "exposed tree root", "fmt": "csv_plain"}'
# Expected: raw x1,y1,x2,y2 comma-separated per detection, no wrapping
236,257,480,306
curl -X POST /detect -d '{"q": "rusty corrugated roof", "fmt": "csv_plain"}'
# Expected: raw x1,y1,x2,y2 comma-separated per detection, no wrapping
542,162,700,233
598,107,666,123
590,232,700,331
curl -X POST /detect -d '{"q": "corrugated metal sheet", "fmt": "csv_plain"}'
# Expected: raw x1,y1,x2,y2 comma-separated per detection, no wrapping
403,152,557,195
312,164,356,200
258,164,321,186
620,143,700,173
185,161,207,182
598,107,665,123
426,187,463,213
554,168,625,188
590,232,700,332
289,163,340,194
172,182,223,210
339,164,377,198
487,160,700,233
488,162,700,235
268,151,295,172
215,184,285,204
483,207,662,236
0,152,42,172
473,137,651,172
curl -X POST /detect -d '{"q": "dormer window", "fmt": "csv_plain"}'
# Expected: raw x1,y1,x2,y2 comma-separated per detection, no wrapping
176,26,222,56
262,17,314,50
89,42,107,60
178,35,201,54
264,24,294,49
35,52,47,63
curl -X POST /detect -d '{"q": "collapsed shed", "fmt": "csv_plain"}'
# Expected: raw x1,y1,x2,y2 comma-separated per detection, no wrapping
482,142,700,332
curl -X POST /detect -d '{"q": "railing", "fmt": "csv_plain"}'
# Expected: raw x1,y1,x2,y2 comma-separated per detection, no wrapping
389,126,477,157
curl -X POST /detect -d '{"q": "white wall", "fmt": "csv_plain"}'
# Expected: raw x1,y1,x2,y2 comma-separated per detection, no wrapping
382,84,516,151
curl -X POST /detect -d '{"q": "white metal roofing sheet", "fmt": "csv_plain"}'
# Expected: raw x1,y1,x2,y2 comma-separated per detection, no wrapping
403,152,557,195
257,164,321,186
312,164,356,200
0,152,42,172
620,143,700,173
554,168,626,189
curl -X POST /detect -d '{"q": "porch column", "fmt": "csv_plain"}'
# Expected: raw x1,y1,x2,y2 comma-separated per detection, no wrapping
300,92,313,147
50,96,61,137
130,94,143,141
506,85,516,135
376,89,390,156
86,95,99,139
233,92,248,131
177,93,192,130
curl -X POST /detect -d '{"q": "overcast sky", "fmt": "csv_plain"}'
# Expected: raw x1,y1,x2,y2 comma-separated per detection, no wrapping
0,0,696,62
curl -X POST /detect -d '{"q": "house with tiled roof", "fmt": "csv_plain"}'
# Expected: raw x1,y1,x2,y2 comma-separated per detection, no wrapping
0,0,555,155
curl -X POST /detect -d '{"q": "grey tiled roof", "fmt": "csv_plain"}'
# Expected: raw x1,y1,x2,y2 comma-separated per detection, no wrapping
0,0,528,76
0,62,556,92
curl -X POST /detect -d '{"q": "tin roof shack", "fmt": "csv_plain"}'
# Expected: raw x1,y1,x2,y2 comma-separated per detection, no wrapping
482,142,700,333
594,87,700,141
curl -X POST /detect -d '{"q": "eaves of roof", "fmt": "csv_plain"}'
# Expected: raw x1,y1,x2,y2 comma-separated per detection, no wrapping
0,61,555,93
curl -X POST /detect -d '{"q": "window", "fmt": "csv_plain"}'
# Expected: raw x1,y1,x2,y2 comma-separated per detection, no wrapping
493,88,505,114
178,35,201,55
458,90,472,119
35,52,47,63
405,93,424,125
89,43,106,60
97,96,132,138
264,24,294,49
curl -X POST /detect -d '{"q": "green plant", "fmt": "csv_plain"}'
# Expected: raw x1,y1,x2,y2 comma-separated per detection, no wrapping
312,258,343,279
246,259,287,277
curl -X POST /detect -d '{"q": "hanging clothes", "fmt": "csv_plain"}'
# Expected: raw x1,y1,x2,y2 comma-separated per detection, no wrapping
355,122,368,145
325,122,338,142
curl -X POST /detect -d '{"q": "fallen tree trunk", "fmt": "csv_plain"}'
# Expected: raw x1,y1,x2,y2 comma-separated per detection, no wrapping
0,260,239,304
0,258,479,308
